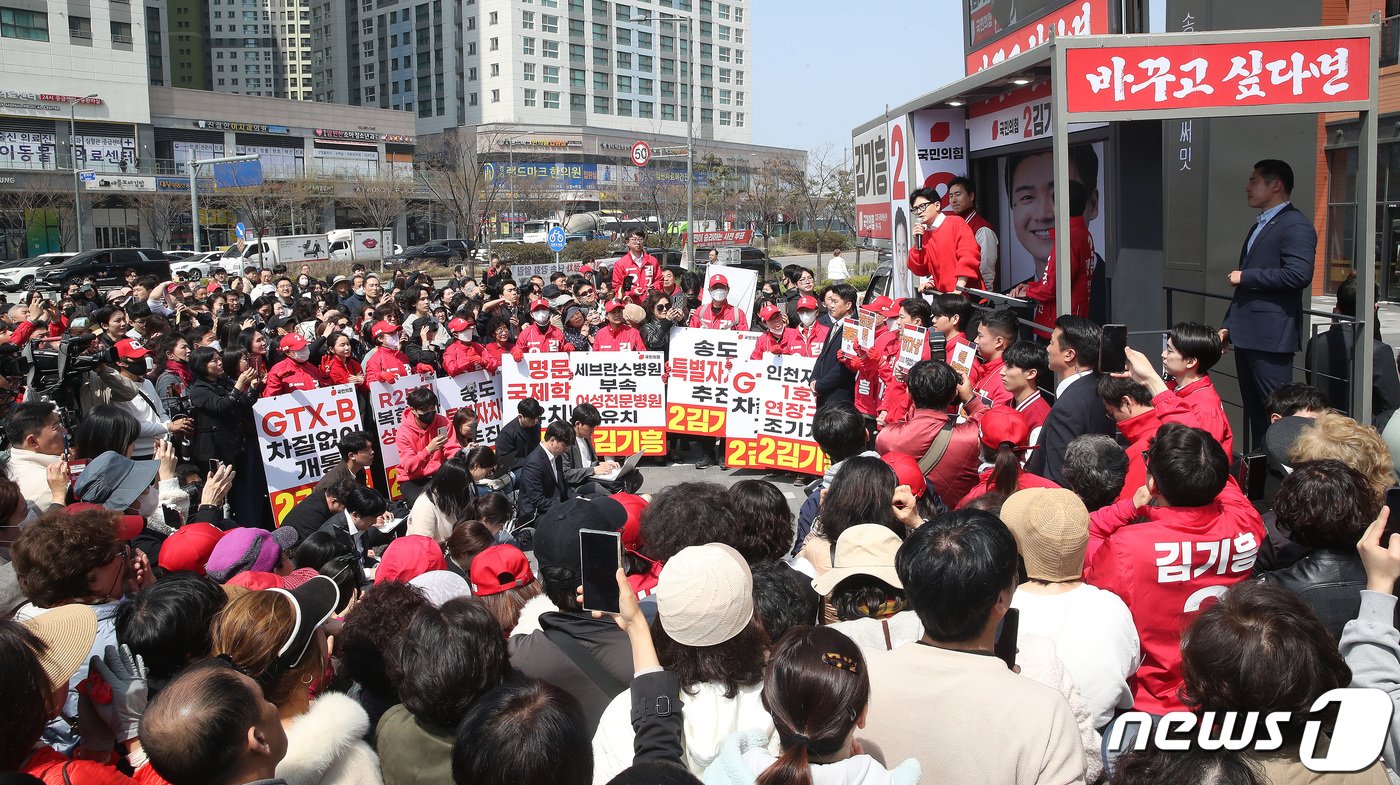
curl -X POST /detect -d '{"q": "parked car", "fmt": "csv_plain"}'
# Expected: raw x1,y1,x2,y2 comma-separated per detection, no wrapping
429,238,474,260
0,253,77,292
383,243,458,270
646,247,684,266
693,245,782,279
171,251,238,280
37,248,172,289
164,250,195,261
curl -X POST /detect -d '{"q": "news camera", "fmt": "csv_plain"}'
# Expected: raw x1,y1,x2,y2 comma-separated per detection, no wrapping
17,333,118,413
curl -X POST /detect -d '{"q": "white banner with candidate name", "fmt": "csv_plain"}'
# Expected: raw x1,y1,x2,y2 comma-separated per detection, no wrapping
252,384,365,524
367,372,438,499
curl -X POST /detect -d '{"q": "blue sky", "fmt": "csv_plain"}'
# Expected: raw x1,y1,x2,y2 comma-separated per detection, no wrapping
751,1,966,158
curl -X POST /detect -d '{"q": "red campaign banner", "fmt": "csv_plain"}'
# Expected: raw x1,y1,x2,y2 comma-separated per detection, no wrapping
1065,37,1371,114
966,0,1109,75
685,229,753,246
856,204,891,241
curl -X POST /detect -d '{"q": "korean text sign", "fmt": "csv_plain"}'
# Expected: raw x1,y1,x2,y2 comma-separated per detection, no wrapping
435,371,504,446
253,384,365,523
665,327,760,437
502,352,669,455
1066,37,1371,114
367,372,438,500
725,355,829,476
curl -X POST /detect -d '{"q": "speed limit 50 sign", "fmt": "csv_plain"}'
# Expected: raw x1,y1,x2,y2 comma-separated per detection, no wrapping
631,140,651,167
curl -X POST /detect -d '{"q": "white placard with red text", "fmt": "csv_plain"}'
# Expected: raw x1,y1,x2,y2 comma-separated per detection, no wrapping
367,372,438,499
665,327,761,438
253,384,365,523
569,352,668,455
725,355,828,476
434,371,505,447
896,326,929,374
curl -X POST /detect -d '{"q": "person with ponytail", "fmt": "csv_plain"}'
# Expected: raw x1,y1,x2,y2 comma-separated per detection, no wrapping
958,407,1058,509
702,625,921,785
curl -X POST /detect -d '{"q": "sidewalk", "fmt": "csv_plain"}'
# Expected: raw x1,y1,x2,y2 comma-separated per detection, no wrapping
1309,295,1400,359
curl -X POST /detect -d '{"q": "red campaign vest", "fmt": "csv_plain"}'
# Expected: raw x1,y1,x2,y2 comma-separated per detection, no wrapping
796,322,830,358
518,324,568,353
593,325,644,352
689,303,747,331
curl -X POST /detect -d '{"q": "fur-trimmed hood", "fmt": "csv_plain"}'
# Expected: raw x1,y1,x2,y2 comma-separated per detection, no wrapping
278,692,384,785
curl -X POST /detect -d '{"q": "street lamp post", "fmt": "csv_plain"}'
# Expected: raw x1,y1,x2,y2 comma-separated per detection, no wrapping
187,154,260,253
69,94,97,252
632,15,693,266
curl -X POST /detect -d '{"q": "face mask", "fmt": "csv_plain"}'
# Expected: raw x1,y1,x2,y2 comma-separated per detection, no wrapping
768,323,785,336
342,327,354,339
532,311,551,324
136,485,159,518
710,289,728,303
290,348,310,362
209,339,222,351
886,318,899,331
416,412,435,425
125,358,149,376
383,335,401,351
799,312,818,327
354,287,365,296
456,331,474,343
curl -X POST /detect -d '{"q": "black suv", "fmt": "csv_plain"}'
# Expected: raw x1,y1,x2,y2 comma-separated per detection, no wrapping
38,248,172,289
693,245,781,279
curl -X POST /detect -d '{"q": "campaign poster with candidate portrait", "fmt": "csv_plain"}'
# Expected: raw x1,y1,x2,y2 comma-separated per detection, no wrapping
995,140,1107,291
887,116,913,299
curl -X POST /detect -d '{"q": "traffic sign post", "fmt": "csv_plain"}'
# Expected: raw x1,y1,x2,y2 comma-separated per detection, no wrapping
547,226,567,266
631,140,651,167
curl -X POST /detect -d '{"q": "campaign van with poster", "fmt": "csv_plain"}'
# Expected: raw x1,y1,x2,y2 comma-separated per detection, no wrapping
995,140,1107,291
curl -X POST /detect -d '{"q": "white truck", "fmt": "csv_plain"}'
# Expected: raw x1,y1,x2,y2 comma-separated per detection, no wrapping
328,228,397,263
521,220,562,244
240,234,332,269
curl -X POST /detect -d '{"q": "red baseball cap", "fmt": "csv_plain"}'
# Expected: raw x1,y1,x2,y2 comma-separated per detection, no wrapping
866,296,899,317
374,535,448,585
709,274,730,290
758,303,783,322
65,502,144,541
611,492,649,552
529,299,552,313
279,334,308,352
206,281,224,294
371,320,401,338
225,567,320,591
157,522,227,575
979,407,1032,450
580,265,594,274
881,452,926,497
114,339,150,361
796,295,819,311
469,544,535,596
448,317,472,333
604,299,626,313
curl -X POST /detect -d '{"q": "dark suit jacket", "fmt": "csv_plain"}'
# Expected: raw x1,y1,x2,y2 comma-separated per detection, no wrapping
563,437,597,485
1221,203,1316,354
518,445,573,519
282,490,336,542
811,318,855,409
1305,325,1400,429
1026,372,1117,486
495,417,541,473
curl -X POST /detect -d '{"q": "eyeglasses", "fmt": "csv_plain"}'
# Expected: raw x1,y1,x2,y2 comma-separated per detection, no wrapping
578,289,595,296
655,303,670,309
911,202,934,214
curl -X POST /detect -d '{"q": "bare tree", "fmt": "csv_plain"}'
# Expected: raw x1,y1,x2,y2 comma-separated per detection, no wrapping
47,191,79,251
744,159,792,256
278,177,329,236
633,168,688,252
210,180,290,242
129,191,188,250
344,173,418,271
828,165,860,272
780,145,837,270
418,128,506,249
0,189,55,258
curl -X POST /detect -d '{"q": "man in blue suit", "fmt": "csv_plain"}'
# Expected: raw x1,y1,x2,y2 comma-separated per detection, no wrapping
1221,159,1316,449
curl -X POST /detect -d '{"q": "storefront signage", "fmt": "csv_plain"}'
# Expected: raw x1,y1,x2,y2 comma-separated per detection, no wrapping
156,177,213,191
383,134,416,144
0,131,56,170
503,138,582,149
0,90,103,105
966,0,1109,74
194,120,290,134
1065,36,1372,113
85,175,156,192
315,128,379,142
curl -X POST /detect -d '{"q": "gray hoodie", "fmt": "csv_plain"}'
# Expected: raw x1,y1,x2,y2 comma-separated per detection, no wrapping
1339,590,1400,775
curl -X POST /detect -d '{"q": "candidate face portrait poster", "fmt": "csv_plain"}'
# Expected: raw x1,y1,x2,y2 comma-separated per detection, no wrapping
995,140,1106,290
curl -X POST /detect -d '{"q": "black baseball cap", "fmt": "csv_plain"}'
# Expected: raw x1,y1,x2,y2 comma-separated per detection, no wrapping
269,574,340,669
533,497,627,574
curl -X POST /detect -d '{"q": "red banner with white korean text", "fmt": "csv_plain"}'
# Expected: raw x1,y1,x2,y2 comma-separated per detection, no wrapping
1065,37,1371,114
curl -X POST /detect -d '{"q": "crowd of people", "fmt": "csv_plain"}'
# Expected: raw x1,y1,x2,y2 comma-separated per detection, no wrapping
4,158,1400,785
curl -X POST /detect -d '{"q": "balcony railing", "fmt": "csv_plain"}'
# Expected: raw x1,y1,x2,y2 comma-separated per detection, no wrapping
1384,14,1400,69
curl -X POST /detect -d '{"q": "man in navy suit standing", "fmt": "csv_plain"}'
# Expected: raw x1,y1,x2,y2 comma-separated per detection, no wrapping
1221,159,1316,449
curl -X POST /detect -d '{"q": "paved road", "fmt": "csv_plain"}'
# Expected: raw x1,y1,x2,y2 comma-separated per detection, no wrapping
630,443,814,519
769,250,888,281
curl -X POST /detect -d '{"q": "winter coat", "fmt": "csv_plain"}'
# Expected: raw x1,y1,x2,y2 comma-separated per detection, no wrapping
278,692,384,785
188,374,257,466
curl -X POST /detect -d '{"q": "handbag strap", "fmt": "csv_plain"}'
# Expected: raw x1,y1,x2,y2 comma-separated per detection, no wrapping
544,627,625,697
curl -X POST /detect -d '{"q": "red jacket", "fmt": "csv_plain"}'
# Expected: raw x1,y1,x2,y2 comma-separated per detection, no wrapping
444,340,489,376
751,327,808,360
1115,391,1201,503
613,252,661,299
320,353,365,390
688,303,748,331
262,357,331,397
906,213,984,293
396,410,451,482
879,332,933,425
482,341,514,374
1084,477,1265,715
958,466,1060,508
853,329,900,417
1014,390,1053,445
1168,376,1234,457
875,396,988,508
366,346,412,383
795,322,830,358
970,355,1014,408
1025,215,1092,331
23,746,166,785
593,323,646,352
513,323,572,357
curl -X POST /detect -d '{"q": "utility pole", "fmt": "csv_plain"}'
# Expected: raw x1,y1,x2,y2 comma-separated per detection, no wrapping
187,154,260,253
68,94,97,252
